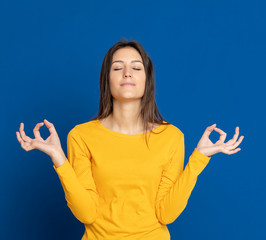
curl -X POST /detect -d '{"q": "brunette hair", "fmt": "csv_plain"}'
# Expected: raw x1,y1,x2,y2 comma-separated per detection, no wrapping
90,39,171,149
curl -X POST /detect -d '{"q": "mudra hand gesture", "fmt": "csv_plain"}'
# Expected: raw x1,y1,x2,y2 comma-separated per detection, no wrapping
196,124,244,157
16,119,64,158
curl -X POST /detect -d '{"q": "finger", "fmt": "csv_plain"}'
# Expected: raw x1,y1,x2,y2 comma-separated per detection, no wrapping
16,131,24,144
221,147,241,155
33,122,45,139
43,119,57,135
203,124,216,138
222,136,244,152
228,126,240,145
225,126,240,145
16,131,32,151
19,123,33,143
213,127,227,143
227,135,244,150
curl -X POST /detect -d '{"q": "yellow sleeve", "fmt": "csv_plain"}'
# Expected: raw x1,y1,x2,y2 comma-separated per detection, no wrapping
53,127,99,224
155,133,211,225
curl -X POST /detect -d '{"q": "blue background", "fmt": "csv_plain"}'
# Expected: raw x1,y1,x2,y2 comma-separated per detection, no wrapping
1,0,265,239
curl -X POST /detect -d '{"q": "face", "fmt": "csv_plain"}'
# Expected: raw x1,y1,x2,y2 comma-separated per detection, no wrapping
109,47,146,102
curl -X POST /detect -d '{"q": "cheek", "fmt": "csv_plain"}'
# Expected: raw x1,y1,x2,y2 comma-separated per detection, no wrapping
135,75,146,93
109,72,120,85
109,71,116,80
138,73,146,86
109,74,121,94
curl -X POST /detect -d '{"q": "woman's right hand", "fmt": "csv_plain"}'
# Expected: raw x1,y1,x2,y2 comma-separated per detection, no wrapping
16,119,64,159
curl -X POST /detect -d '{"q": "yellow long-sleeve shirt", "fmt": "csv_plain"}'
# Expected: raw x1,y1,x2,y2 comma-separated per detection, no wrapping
53,119,211,240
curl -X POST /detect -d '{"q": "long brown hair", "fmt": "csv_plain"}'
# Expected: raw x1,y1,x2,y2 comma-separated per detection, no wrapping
90,39,171,149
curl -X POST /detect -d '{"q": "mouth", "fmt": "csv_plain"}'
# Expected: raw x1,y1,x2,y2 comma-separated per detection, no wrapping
121,83,136,86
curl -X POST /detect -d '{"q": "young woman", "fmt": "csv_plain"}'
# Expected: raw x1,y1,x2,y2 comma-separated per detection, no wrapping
16,40,244,240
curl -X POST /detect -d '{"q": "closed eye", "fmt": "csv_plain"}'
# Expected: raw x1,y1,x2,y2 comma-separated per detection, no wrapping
114,68,141,71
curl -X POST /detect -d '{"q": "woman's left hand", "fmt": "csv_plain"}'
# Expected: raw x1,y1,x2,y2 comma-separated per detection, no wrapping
196,124,244,157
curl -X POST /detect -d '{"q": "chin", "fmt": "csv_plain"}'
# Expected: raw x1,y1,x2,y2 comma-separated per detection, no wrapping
113,95,142,102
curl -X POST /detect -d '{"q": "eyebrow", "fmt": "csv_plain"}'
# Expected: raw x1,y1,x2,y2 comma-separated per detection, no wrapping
111,60,143,65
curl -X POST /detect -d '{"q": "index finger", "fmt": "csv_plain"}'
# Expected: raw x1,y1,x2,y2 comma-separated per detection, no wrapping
43,119,57,135
214,127,227,143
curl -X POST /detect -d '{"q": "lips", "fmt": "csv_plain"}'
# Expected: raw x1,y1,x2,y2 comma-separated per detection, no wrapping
121,83,135,86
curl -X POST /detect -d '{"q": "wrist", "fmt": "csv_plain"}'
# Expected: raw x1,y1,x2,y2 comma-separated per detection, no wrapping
196,148,210,157
51,149,67,168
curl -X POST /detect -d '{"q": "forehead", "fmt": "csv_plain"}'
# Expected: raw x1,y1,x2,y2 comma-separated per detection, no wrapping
112,47,142,61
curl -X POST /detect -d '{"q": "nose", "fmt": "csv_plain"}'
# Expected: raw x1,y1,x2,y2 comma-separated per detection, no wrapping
123,66,132,78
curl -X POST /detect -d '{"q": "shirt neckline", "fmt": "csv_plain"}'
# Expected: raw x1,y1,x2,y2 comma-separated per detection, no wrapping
94,118,166,139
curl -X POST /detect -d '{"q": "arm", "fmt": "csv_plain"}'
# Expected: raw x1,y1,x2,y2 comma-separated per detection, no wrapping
53,127,99,225
155,133,211,225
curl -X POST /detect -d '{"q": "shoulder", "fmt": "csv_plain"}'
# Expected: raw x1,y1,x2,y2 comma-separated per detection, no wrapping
67,119,98,138
164,122,185,155
163,121,184,138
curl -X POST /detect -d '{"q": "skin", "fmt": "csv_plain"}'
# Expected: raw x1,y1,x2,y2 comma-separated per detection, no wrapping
16,120,66,167
16,47,244,166
196,124,244,157
100,46,158,134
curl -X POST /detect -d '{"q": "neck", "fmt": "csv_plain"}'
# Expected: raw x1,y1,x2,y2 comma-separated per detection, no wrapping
106,99,145,134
